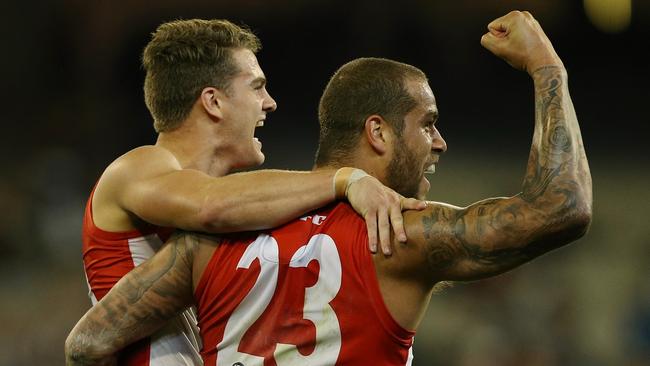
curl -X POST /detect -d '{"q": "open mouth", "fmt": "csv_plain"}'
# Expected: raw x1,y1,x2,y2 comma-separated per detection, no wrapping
253,120,264,144
424,164,436,175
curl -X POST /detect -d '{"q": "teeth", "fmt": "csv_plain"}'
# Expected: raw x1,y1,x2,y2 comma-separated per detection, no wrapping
424,165,436,175
256,121,264,127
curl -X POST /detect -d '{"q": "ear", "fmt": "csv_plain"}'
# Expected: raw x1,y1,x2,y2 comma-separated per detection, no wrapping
200,87,226,120
364,115,392,155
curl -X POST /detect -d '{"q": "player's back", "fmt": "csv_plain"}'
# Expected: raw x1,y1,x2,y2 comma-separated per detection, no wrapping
195,202,414,366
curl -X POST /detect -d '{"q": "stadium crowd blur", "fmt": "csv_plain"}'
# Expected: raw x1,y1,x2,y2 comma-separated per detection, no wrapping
0,1,648,364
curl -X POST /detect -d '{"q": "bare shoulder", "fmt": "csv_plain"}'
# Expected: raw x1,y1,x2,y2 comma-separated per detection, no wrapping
108,145,180,179
375,201,464,279
96,146,179,192
92,145,182,229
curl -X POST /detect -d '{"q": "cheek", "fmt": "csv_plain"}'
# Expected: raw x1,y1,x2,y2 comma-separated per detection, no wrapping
417,133,432,156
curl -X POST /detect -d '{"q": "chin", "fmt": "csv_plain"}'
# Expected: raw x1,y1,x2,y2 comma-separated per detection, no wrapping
246,154,265,168
255,153,265,165
232,150,265,171
249,149,265,167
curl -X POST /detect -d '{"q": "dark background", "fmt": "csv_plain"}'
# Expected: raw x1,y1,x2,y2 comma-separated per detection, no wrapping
0,0,648,364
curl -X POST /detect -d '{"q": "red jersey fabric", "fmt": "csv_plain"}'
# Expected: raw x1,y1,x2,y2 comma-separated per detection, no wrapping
195,202,415,366
82,188,202,365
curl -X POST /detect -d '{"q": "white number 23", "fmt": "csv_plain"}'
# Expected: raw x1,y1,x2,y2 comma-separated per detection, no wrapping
217,233,343,366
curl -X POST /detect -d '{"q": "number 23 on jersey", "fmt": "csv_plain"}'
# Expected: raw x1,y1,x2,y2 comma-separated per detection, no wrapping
217,233,343,366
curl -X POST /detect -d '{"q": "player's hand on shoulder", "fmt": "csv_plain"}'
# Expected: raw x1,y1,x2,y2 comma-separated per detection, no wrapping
480,10,563,74
345,174,426,256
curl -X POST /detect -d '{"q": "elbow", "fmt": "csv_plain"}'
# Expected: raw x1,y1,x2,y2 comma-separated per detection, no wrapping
552,194,593,245
197,196,271,233
565,185,593,238
196,206,222,233
64,331,89,365
531,190,592,251
568,200,592,240
196,198,231,233
64,329,111,365
196,197,248,233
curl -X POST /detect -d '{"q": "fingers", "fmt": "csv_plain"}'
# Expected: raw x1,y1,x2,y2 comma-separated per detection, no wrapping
487,21,507,37
480,32,512,64
389,197,426,248
365,212,378,254
487,11,514,35
480,31,502,55
482,10,549,72
389,204,407,244
400,197,427,211
483,20,507,52
482,12,516,51
347,175,422,255
522,11,535,22
365,208,399,256
377,208,391,256
485,10,533,41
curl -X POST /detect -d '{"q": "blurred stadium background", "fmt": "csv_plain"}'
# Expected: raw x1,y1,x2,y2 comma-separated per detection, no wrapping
0,0,648,364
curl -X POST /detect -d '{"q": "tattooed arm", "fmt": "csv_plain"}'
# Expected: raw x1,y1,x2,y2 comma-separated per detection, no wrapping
64,233,199,365
387,12,592,285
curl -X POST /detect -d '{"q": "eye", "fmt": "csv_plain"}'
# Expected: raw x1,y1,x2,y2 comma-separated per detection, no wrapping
424,120,435,131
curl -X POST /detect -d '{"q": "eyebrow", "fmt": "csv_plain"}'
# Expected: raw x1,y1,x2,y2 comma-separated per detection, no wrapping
424,110,439,122
250,76,267,87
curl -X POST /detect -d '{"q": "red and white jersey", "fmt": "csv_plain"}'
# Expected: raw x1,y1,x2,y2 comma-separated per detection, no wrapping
195,202,415,366
82,189,202,365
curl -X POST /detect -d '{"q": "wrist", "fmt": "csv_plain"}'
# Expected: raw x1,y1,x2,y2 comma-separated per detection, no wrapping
333,167,369,199
530,64,568,84
528,61,566,77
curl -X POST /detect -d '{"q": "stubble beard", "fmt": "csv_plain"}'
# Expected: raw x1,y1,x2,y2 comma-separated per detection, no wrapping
386,137,424,198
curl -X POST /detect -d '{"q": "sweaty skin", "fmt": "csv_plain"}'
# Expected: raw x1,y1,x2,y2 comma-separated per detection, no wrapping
65,11,592,365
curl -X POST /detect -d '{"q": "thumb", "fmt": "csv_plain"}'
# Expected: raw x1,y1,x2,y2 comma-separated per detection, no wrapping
487,20,508,37
480,32,500,52
487,12,514,36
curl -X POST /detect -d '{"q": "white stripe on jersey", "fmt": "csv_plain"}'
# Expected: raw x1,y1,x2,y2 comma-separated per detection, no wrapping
405,339,414,366
83,268,99,305
149,309,203,365
128,233,164,266
86,232,203,365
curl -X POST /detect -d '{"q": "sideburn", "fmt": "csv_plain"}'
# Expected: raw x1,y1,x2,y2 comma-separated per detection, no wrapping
386,136,422,198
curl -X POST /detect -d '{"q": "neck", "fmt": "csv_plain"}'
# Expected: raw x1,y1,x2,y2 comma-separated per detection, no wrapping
156,118,234,177
315,148,388,185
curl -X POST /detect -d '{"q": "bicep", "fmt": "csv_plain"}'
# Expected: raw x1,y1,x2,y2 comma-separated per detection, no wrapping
120,168,214,230
406,196,549,282
101,147,214,231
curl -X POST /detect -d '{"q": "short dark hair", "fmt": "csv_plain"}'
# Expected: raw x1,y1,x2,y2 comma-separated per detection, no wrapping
315,57,427,166
142,19,261,132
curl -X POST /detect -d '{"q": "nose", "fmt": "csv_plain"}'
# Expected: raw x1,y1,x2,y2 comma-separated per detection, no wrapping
263,91,277,113
431,127,447,154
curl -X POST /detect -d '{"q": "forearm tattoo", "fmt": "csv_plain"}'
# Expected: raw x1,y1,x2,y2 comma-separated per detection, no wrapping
102,233,196,333
422,67,591,280
66,233,198,365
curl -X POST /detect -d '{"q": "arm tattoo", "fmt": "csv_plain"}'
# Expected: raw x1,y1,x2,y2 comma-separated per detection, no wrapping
422,67,591,281
65,232,198,365
101,232,197,332
523,68,574,201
